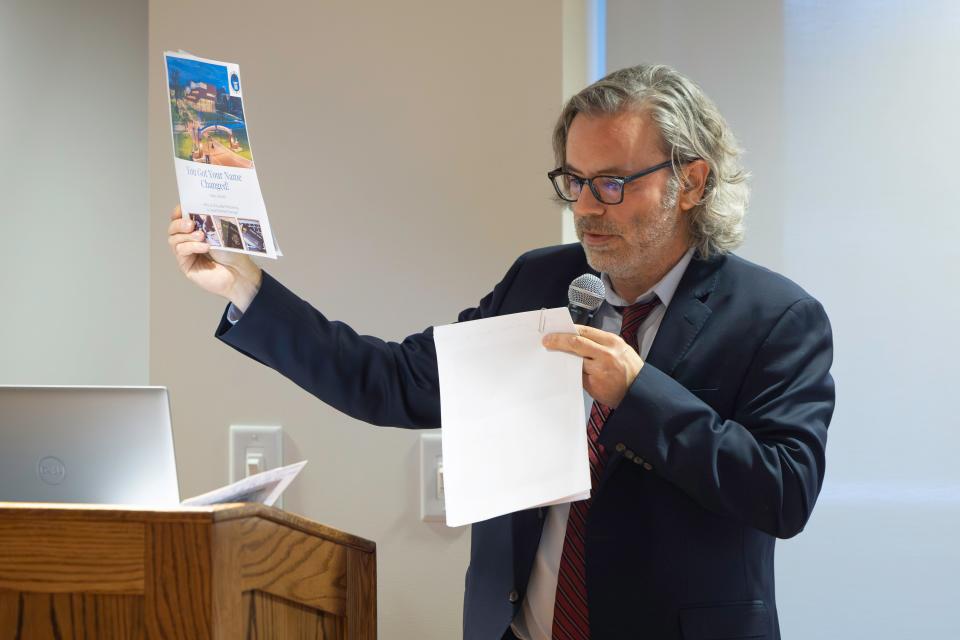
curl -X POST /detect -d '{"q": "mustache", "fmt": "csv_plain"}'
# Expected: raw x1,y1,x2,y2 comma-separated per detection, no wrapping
575,220,620,236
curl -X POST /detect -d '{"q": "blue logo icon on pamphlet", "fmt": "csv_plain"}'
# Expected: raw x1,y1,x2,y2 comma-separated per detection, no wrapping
231,73,240,93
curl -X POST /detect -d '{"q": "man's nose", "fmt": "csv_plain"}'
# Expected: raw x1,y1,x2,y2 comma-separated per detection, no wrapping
571,184,604,217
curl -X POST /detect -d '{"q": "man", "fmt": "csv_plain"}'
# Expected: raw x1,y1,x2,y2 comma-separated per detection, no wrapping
168,64,834,639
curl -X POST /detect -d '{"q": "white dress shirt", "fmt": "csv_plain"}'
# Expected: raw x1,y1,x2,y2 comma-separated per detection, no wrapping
511,248,695,640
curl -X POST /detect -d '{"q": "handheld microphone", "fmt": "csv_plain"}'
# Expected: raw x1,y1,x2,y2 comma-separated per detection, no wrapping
568,274,605,325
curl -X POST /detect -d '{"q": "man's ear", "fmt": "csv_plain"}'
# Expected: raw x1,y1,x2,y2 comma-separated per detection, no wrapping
678,159,709,212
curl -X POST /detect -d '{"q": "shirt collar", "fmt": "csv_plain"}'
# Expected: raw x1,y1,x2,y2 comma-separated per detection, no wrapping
601,247,696,308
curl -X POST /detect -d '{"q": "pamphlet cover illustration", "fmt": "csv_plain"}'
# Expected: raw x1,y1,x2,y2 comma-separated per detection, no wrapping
165,51,281,258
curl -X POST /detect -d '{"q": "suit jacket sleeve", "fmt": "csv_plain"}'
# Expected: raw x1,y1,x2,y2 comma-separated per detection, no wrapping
602,296,835,539
214,256,527,428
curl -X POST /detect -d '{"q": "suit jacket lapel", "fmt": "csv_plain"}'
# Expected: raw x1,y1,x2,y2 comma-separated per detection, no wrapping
596,254,723,489
644,254,722,376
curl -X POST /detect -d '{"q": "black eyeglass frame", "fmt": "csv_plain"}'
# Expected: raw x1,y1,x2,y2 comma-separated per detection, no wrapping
547,159,676,205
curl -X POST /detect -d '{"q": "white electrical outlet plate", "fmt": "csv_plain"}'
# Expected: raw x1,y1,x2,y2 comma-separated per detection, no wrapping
230,425,282,485
420,433,445,522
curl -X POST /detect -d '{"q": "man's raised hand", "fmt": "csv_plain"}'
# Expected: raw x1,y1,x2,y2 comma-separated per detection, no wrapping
167,205,263,312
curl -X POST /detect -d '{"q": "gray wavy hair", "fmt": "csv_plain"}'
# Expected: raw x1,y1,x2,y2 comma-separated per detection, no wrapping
552,64,749,258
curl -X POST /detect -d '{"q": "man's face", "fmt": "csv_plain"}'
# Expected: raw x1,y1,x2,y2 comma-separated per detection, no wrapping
565,110,688,282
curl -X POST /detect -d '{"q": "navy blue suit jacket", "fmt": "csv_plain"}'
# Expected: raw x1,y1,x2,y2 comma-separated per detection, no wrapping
217,244,834,640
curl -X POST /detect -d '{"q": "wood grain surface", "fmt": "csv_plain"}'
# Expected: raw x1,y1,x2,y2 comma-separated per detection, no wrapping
0,503,374,553
346,549,377,640
144,522,212,638
233,517,349,616
244,590,343,639
210,519,243,640
0,504,376,639
0,518,144,594
212,505,375,553
0,591,144,639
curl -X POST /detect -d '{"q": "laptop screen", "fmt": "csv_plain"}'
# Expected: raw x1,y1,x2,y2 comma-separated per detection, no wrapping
0,386,180,506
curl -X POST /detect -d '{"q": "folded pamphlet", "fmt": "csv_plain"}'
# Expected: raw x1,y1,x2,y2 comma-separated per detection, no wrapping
164,50,281,258
181,460,307,507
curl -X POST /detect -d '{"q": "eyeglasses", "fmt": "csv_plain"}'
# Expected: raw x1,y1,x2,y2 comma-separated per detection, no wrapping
547,159,675,205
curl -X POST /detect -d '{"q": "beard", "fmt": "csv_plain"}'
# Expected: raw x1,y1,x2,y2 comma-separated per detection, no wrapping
576,177,681,279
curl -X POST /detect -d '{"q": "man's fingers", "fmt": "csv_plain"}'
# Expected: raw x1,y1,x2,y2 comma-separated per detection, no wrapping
175,240,210,257
581,357,612,375
170,204,182,221
167,217,196,236
541,332,606,359
543,325,622,356
575,324,622,346
168,229,203,247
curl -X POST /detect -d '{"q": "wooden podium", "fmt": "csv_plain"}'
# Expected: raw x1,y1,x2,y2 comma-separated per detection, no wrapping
0,503,376,639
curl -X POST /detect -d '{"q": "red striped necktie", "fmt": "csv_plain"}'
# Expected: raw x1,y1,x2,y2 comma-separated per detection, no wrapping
551,297,662,640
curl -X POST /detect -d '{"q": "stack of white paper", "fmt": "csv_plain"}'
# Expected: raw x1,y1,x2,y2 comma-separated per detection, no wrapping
181,460,306,507
434,308,589,527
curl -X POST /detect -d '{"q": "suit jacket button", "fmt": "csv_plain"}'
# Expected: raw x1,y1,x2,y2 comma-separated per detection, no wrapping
508,590,520,603
643,462,653,471
615,443,626,453
632,456,644,465
624,450,634,460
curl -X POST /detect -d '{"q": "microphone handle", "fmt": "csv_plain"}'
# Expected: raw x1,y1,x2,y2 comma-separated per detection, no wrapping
568,304,595,325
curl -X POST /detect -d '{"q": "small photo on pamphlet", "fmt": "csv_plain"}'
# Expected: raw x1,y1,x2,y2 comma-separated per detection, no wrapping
189,213,222,247
239,218,266,253
216,216,244,249
166,55,253,169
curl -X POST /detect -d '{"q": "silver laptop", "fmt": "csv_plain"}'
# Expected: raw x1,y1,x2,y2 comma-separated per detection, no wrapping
0,386,180,506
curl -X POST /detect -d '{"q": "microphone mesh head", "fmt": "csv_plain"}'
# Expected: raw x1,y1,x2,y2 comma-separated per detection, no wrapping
568,274,605,310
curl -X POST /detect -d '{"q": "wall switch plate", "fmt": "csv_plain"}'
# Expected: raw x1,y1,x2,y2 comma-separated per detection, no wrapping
420,433,445,522
230,425,282,485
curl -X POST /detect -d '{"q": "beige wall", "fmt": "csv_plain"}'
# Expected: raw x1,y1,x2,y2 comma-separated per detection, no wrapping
560,0,588,244
149,1,562,636
0,0,148,385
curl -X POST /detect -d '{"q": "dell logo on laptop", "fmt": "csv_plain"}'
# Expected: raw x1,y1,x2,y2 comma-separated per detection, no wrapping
37,456,66,485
